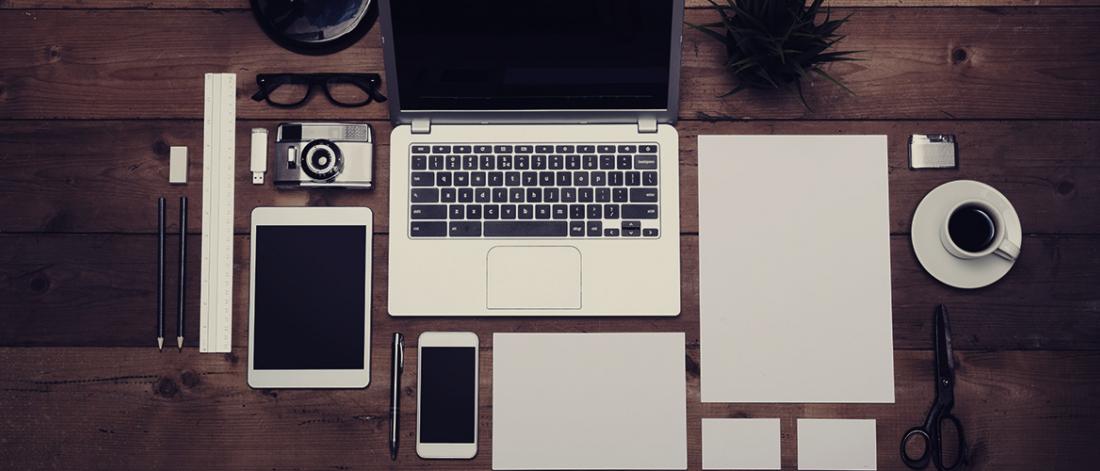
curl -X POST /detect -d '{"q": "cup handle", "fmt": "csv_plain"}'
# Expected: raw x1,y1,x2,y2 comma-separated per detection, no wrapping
995,238,1020,261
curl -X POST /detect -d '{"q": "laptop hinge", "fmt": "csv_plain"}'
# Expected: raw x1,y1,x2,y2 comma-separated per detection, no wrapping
638,116,658,134
411,117,431,134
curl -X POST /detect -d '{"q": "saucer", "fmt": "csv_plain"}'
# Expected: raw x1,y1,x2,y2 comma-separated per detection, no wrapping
911,180,1022,289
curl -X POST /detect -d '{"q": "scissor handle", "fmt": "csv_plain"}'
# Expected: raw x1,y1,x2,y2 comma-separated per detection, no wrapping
933,413,968,471
900,426,932,469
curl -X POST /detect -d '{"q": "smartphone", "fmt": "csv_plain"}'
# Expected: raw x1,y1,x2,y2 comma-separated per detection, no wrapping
416,331,479,459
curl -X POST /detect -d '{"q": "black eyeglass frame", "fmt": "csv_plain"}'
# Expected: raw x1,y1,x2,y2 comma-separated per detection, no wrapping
251,73,388,108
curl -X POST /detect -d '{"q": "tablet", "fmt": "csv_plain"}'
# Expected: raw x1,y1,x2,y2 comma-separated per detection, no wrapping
247,207,373,388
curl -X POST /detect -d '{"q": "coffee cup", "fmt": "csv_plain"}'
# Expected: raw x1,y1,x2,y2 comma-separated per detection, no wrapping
940,199,1019,261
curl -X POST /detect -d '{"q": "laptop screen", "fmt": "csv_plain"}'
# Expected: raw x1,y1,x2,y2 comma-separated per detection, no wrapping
388,0,674,112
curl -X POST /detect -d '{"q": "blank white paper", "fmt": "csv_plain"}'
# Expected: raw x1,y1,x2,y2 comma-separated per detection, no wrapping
492,333,687,470
697,135,895,403
797,419,877,470
702,418,781,470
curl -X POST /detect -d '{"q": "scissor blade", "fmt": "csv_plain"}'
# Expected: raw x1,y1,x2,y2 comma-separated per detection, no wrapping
935,304,955,377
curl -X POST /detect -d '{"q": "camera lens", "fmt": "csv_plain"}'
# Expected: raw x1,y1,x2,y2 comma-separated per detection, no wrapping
302,140,343,181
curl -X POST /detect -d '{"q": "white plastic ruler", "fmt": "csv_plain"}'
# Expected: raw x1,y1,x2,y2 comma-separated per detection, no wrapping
199,73,236,353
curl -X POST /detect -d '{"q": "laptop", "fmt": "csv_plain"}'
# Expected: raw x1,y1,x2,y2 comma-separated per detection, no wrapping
382,0,683,316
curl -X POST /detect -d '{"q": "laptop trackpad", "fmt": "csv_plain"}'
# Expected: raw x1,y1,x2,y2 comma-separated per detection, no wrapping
487,246,581,310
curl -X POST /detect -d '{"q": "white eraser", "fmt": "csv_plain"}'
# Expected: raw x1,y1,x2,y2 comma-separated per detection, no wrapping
251,128,268,185
169,146,188,184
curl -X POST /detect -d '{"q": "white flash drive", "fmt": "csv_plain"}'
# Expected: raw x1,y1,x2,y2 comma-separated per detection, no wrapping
251,128,269,184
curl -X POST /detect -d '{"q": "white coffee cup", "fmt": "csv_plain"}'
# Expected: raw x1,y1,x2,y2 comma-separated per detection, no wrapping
941,199,1019,261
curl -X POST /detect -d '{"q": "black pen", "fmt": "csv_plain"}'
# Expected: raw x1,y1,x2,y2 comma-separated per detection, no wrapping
177,196,187,351
390,332,404,460
156,196,166,351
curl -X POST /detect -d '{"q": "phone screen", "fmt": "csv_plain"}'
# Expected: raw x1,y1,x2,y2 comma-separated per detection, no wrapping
419,346,477,444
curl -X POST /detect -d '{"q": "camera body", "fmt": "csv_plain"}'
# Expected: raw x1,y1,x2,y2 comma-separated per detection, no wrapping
274,122,374,189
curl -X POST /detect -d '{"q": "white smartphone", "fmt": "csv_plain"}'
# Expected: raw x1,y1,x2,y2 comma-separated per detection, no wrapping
416,331,479,459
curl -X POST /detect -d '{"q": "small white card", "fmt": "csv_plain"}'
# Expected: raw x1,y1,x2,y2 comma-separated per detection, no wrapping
797,419,877,470
702,418,781,470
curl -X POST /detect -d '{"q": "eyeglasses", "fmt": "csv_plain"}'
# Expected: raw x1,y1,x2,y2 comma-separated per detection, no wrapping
250,73,387,108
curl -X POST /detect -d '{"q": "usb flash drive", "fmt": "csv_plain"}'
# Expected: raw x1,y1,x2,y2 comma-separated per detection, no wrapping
251,128,269,184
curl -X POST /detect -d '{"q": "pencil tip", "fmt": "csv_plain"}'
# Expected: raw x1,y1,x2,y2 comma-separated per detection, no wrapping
157,337,164,351
177,336,184,351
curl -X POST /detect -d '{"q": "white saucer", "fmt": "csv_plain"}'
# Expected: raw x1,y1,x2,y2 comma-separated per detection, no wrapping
911,180,1022,289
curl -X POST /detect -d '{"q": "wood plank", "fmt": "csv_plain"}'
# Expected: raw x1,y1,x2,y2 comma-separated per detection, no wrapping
3,120,1097,235
2,233,1098,350
0,347,1095,470
4,0,1100,10
1,9,1099,120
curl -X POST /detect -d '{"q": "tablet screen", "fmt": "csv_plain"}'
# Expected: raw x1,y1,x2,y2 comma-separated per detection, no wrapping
253,225,367,370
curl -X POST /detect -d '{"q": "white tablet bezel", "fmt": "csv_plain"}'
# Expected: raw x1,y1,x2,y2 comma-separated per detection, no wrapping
416,331,480,459
247,206,373,389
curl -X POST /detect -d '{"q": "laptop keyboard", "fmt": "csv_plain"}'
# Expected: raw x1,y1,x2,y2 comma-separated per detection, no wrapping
408,143,661,238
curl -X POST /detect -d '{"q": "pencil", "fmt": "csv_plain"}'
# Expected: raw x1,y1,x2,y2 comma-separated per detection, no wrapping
157,196,166,351
177,196,187,351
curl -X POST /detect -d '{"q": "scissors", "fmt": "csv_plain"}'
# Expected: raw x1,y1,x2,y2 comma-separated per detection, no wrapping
900,304,968,470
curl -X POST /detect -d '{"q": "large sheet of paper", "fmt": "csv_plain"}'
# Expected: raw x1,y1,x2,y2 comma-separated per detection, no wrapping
492,333,687,470
698,135,895,403
797,419,878,470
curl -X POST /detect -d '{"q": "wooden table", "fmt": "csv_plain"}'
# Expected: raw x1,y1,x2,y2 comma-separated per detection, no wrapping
1,1,1098,470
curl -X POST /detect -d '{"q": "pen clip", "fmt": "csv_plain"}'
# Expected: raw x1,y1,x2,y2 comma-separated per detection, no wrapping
397,336,405,371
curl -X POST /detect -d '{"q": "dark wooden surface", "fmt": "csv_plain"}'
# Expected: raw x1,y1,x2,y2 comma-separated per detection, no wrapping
1,1,1098,470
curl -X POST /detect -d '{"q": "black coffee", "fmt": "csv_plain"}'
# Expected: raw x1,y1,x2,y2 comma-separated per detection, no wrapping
948,204,996,253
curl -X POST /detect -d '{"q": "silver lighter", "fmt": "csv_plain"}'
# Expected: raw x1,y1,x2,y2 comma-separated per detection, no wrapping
909,134,958,169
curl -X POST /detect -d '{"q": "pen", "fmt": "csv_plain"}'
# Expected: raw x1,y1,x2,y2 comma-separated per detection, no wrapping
390,332,404,460
177,196,187,351
156,196,166,351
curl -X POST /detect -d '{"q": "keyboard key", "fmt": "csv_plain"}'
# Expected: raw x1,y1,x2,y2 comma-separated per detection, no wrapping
518,205,534,219
562,188,577,202
635,155,658,169
515,145,533,153
535,205,551,219
526,188,542,202
605,228,620,237
485,204,500,219
411,155,427,170
488,171,503,186
622,204,658,219
475,188,490,202
566,155,581,169
449,221,481,237
449,205,464,219
643,171,658,186
596,188,611,202
532,155,547,169
597,144,615,153
458,188,473,202
617,155,633,169
535,144,553,153
484,221,568,237
453,171,469,186
570,204,585,219
474,145,492,153
471,171,486,186
539,171,555,186
553,205,568,219
410,188,438,203
437,172,453,186
626,171,641,186
549,155,564,169
587,204,602,219
509,188,524,202
591,171,606,186
630,188,658,202
410,221,445,237
556,171,572,186
613,188,628,202
446,155,461,169
492,188,508,202
411,205,446,219
622,227,641,237
599,155,615,169
429,155,444,170
411,145,430,153
515,155,529,169
640,144,658,153
501,205,517,219
582,154,598,169
522,171,538,186
587,220,603,236
605,204,620,219
497,155,513,169
643,228,659,237
574,171,590,186
466,205,482,219
579,188,594,202
432,145,451,153
455,145,472,154
618,145,637,153
441,188,456,202
494,145,513,153
578,145,595,153
622,220,641,229
506,172,521,186
608,171,624,186
480,155,495,169
411,172,434,186
570,221,586,236
544,188,560,203
556,145,574,153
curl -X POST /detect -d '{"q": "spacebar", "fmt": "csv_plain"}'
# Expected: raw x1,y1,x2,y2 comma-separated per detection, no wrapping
484,221,568,237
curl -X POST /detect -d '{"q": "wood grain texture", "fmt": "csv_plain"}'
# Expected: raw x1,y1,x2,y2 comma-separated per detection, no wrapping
2,8,1099,120
2,120,1097,235
3,233,1098,350
4,0,1100,9
0,347,1097,470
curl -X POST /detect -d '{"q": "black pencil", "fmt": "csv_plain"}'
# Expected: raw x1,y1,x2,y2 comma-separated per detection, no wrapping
177,196,187,351
157,196,166,351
